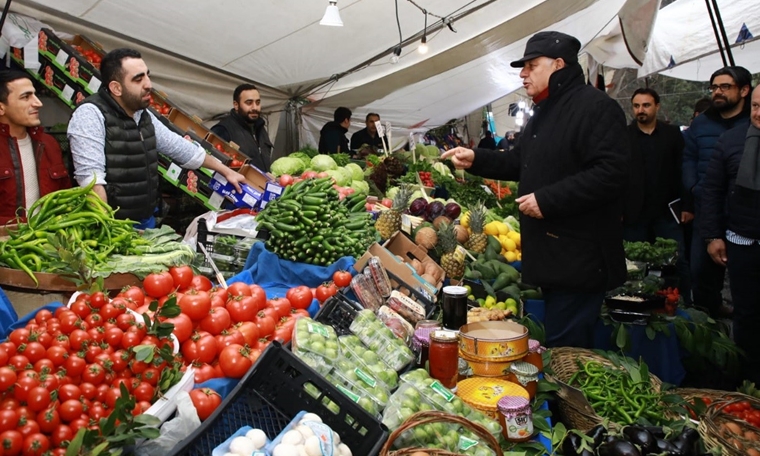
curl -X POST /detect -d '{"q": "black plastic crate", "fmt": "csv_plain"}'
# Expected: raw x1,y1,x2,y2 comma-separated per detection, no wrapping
314,292,363,336
167,341,388,456
196,219,246,255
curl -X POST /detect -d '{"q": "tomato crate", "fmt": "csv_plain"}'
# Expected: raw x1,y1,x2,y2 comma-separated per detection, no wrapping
167,341,389,456
314,292,363,336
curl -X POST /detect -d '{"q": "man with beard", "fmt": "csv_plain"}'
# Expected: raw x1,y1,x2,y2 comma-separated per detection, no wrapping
701,86,759,384
682,66,752,317
211,83,273,172
68,48,245,228
624,88,690,302
350,112,385,156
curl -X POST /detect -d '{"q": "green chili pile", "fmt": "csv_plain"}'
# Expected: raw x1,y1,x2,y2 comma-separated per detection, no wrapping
568,358,668,426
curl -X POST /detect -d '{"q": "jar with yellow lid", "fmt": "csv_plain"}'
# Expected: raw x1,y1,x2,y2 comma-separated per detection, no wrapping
522,339,545,372
498,395,533,442
455,377,529,421
505,361,539,399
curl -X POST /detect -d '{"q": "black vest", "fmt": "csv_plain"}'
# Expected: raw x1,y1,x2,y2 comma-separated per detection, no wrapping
83,91,159,221
215,110,272,172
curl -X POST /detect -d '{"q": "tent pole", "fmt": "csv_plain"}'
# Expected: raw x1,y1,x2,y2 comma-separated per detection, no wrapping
704,0,728,67
710,0,736,66
0,0,14,39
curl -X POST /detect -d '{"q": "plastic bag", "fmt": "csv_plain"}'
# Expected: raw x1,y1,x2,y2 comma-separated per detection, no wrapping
134,391,201,456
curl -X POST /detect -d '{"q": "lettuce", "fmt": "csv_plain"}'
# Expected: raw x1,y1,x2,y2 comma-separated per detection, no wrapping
289,152,312,169
350,180,369,195
310,154,338,172
270,157,305,177
344,163,364,181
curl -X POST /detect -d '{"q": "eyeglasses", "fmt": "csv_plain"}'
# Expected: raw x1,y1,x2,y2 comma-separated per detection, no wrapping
708,83,737,93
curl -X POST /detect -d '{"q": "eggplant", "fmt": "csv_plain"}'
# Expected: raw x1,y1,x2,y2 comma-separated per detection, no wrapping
443,202,461,219
623,427,656,453
652,438,684,455
598,439,642,456
670,428,700,456
561,433,583,455
409,198,428,216
641,426,666,439
586,424,608,449
425,201,444,221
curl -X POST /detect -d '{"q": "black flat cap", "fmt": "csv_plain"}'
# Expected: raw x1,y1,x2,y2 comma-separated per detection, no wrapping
510,31,581,68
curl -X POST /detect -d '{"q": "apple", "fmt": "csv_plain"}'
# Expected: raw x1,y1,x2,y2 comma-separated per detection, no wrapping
381,198,393,208
279,174,294,186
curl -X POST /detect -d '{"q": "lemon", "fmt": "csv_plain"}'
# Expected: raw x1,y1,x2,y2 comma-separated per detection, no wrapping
503,238,517,252
504,251,517,263
485,296,496,307
496,222,509,236
495,301,507,310
507,231,521,246
484,222,500,236
517,252,522,261
460,212,470,228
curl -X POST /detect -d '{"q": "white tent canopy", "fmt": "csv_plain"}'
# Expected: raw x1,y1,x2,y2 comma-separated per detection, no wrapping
5,0,650,147
587,0,760,80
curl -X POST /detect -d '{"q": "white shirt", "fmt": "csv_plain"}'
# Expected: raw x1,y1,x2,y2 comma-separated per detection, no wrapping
17,134,40,209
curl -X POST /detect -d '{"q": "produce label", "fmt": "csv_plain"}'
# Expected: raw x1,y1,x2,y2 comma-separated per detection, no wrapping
354,368,377,388
307,322,329,338
506,411,533,440
430,380,455,402
336,384,360,403
302,421,335,456
458,436,478,451
54,48,69,67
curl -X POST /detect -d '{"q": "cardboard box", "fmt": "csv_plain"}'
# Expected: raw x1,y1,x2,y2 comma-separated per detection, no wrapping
34,60,87,109
382,232,445,293
259,181,285,209
31,29,103,94
206,133,249,163
209,173,263,209
237,164,275,192
168,109,209,137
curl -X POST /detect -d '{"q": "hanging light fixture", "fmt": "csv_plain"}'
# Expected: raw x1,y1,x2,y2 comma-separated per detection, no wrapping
418,10,429,54
518,100,526,109
390,46,402,64
320,1,343,27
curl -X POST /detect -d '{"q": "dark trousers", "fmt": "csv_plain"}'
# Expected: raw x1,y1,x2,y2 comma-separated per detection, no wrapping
623,214,691,304
726,241,760,385
690,228,726,316
543,289,605,348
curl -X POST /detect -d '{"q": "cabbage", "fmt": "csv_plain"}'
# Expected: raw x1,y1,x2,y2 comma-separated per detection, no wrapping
289,152,312,169
424,145,441,157
344,163,363,181
310,154,338,172
386,187,399,200
432,162,452,177
270,157,305,177
350,180,369,195
325,168,351,186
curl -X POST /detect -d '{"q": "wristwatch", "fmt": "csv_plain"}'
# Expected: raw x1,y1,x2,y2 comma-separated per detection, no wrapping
705,238,721,244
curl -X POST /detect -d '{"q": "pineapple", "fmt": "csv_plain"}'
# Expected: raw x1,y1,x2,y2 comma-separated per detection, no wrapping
465,202,488,253
439,222,464,279
376,185,413,239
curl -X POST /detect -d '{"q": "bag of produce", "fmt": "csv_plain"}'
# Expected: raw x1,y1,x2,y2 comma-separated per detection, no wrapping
291,318,339,375
377,305,414,345
338,335,398,389
349,309,414,371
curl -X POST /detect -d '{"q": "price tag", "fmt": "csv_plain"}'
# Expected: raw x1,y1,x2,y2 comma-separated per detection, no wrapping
166,163,182,183
429,380,455,402
374,120,385,137
61,85,75,101
87,76,101,93
207,191,224,209
302,421,335,456
306,322,329,337
480,184,494,195
54,49,69,67
23,40,40,70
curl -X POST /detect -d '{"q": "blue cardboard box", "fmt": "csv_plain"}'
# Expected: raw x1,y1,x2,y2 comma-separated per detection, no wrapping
210,173,263,209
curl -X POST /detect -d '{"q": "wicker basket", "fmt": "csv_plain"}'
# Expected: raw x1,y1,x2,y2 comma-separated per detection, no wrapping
699,396,760,455
379,410,504,456
548,347,664,431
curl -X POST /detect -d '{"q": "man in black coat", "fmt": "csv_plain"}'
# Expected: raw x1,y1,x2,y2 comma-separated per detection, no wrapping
700,86,760,384
442,31,629,348
319,107,352,155
211,83,273,172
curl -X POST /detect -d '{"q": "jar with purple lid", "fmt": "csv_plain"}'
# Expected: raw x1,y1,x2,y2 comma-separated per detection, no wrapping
497,395,533,442
522,339,546,372
412,324,440,368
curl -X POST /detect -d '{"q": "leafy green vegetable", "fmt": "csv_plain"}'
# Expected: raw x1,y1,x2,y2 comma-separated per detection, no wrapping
345,163,364,181
289,152,312,169
270,156,305,177
310,154,339,172
624,237,679,265
332,152,350,167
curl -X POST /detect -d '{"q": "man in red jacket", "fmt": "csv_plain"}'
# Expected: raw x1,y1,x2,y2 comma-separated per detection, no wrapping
0,70,71,225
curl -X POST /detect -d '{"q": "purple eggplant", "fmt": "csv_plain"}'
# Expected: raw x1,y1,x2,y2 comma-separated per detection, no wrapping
444,202,461,219
425,201,445,221
409,198,428,216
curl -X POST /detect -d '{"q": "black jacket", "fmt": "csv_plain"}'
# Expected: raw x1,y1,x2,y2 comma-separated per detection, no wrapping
468,64,629,292
318,121,350,154
83,91,159,221
477,137,497,150
350,127,385,151
211,110,272,172
623,120,686,224
700,119,760,240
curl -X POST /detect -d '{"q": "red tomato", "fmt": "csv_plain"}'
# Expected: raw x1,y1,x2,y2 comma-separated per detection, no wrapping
268,298,292,319
181,333,218,364
58,400,84,423
25,387,51,412
254,312,276,339
82,364,105,385
0,430,23,456
89,292,107,310
9,328,30,346
333,270,352,288
133,382,155,402
57,384,82,402
193,363,218,384
248,285,267,311
169,266,195,291
14,375,40,402
189,388,222,421
226,296,258,323
120,286,145,306
189,275,213,292
50,424,73,448
215,330,245,352
8,355,30,371
235,322,260,347
179,290,212,321
36,408,60,434
22,432,49,456
210,287,229,304
259,307,278,322
0,366,17,391
68,329,91,351
98,303,123,321
0,409,18,433
104,327,124,348
272,325,292,344
200,307,231,335
315,283,338,304
226,282,252,297
286,286,313,310
163,313,193,343
143,272,175,298
219,344,253,378
103,387,123,409
115,313,136,332
70,300,92,319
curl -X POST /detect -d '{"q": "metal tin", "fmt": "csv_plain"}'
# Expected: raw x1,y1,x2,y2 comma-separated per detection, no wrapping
458,320,529,362
455,377,529,421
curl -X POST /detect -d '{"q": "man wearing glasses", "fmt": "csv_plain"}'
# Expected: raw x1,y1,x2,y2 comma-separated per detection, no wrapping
683,66,752,318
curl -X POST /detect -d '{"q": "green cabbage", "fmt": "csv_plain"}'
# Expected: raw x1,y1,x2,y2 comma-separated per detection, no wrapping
310,154,338,172
350,180,369,195
289,152,312,169
344,163,364,181
432,162,452,177
270,157,305,177
325,168,351,186
386,187,399,200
